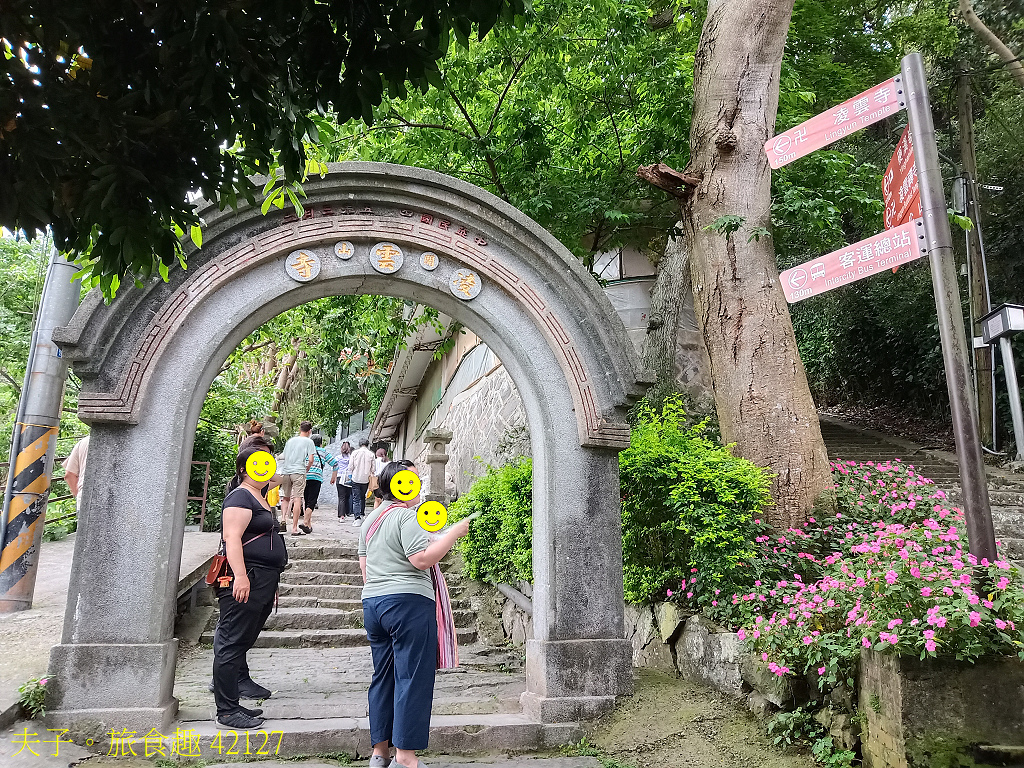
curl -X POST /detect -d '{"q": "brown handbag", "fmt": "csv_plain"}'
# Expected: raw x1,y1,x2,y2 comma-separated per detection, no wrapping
204,533,268,588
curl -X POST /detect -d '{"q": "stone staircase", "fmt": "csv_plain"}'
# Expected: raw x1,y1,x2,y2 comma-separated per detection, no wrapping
820,414,1024,568
201,541,478,648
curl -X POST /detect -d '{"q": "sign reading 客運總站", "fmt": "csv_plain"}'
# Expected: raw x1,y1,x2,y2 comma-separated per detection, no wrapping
779,220,927,303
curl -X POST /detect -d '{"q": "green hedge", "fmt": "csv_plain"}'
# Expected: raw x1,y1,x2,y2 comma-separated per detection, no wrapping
450,457,533,585
450,397,773,603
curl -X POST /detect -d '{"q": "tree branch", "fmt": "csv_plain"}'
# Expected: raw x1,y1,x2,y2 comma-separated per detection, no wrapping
636,163,703,199
488,53,532,135
959,0,1024,90
0,368,21,397
648,7,679,30
388,110,474,140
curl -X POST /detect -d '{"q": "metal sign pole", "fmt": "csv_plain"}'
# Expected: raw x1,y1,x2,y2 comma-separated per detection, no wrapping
0,249,81,611
902,52,996,562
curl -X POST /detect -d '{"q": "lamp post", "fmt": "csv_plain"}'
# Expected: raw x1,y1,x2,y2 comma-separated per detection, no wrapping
980,304,1024,462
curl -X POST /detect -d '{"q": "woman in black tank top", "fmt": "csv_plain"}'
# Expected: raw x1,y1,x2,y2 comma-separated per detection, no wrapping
212,444,288,730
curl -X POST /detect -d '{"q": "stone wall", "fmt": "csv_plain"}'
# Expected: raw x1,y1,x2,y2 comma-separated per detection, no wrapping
412,363,529,498
859,648,1024,767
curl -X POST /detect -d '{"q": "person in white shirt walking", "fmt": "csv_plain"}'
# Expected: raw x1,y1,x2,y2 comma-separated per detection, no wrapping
64,435,90,506
278,421,316,535
348,439,375,525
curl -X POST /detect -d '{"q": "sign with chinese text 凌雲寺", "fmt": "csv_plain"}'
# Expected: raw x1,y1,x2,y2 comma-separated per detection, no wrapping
779,220,927,303
883,126,921,229
766,77,905,169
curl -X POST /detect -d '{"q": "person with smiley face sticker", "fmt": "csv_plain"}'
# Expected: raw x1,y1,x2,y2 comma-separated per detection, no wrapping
211,445,288,731
357,461,471,768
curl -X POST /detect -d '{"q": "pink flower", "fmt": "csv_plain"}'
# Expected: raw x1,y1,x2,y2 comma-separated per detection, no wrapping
995,619,1007,630
921,587,932,597
737,629,746,641
818,666,826,676
925,639,937,653
666,589,673,597
923,630,935,640
998,577,1010,590
802,636,813,645
887,619,902,629
969,611,981,627
39,678,48,686
885,570,899,584
862,637,872,648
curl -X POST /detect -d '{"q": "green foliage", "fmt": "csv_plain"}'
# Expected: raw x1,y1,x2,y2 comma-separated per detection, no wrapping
316,0,699,266
1,0,526,291
450,457,533,585
17,674,50,719
621,397,773,603
452,397,772,603
189,421,238,532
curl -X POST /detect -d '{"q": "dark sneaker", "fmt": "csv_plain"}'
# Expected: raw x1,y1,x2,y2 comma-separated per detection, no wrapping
299,524,312,534
216,711,265,730
240,705,263,717
237,680,272,699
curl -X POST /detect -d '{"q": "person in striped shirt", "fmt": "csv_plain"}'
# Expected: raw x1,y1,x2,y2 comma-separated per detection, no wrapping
299,434,338,535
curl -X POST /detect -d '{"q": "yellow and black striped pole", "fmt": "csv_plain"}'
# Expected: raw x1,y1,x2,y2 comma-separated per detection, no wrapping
0,251,80,612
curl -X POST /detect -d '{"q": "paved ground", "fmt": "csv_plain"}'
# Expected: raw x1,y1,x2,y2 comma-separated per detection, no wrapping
0,530,219,728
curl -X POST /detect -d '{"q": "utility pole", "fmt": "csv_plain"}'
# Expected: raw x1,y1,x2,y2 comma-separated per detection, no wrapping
0,249,81,612
903,52,997,562
957,63,995,449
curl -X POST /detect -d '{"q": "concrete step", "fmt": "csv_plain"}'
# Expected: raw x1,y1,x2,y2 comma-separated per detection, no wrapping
199,626,480,648
287,558,361,574
264,607,363,631
280,571,364,586
276,595,473,614
996,537,1024,561
277,596,363,610
287,544,359,560
174,713,577,758
260,607,477,632
278,583,363,600
950,489,1024,506
992,509,1024,540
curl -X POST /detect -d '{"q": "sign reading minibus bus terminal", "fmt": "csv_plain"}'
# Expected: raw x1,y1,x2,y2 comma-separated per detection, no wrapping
765,53,997,564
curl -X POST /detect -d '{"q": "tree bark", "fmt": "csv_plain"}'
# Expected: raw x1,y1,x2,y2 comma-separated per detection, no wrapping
640,226,714,412
959,0,1024,91
682,0,831,528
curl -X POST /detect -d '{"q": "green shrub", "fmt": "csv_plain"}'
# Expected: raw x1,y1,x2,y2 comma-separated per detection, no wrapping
451,396,773,603
622,397,772,603
18,675,50,718
450,457,533,585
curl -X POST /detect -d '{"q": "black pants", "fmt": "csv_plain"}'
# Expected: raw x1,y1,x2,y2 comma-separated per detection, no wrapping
303,479,322,512
213,566,279,717
337,483,352,517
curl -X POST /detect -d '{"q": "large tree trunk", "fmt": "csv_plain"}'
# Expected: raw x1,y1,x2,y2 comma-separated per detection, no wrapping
641,226,714,413
682,0,831,528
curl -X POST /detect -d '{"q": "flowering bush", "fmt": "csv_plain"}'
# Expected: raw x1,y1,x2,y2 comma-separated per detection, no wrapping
18,674,49,719
682,460,1024,692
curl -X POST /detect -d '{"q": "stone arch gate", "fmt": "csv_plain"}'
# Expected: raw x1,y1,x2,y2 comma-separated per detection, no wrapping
47,162,647,732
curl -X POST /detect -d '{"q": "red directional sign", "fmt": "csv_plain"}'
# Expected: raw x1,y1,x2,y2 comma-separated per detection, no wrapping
766,77,906,169
883,126,921,229
780,220,927,303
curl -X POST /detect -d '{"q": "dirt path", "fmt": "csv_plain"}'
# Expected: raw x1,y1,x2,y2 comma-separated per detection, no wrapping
586,671,814,768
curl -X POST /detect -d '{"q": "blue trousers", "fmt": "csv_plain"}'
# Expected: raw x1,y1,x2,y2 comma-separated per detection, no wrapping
351,482,369,519
363,593,437,750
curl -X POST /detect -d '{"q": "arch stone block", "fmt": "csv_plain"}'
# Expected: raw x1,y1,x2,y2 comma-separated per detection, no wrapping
47,163,648,733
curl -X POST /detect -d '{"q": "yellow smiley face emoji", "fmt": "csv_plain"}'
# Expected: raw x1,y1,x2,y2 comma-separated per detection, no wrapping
245,451,277,483
390,469,421,501
416,500,448,532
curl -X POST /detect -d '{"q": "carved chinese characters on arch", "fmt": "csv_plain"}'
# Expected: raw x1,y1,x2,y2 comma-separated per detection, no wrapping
76,202,628,448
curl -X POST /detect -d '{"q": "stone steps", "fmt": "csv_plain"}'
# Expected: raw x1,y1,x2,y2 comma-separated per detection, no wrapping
287,558,361,574
200,626,480,648
280,571,364,586
176,713,573,758
288,545,359,560
279,583,364,600
256,606,478,632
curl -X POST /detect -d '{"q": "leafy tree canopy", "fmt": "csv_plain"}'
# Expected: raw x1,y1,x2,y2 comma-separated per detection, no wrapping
0,0,524,293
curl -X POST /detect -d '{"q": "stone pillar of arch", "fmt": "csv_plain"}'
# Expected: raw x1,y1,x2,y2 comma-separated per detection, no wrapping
46,163,649,733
